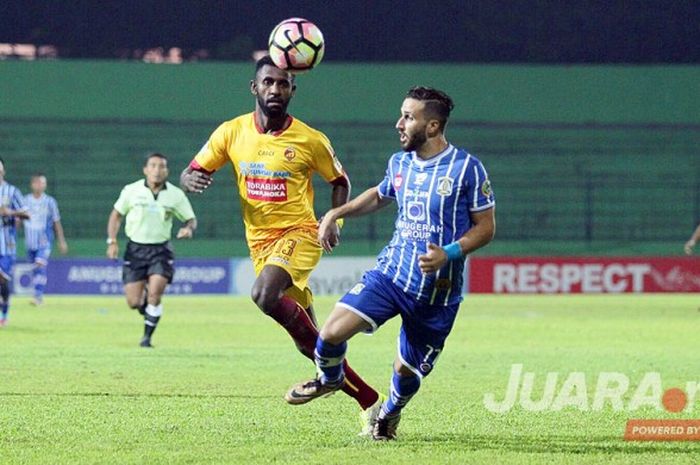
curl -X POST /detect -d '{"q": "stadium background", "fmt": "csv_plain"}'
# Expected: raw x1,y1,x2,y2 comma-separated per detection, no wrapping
1,62,699,259
2,3,700,464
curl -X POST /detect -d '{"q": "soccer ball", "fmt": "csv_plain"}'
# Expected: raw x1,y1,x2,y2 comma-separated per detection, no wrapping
268,18,325,73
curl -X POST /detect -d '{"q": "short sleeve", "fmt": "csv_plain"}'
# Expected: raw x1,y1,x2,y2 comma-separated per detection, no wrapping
194,122,232,172
310,132,345,183
11,188,26,211
376,158,396,199
173,189,196,222
465,159,495,212
113,186,131,215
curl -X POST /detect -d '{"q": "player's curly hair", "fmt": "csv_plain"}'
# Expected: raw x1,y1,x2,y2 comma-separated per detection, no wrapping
255,55,295,82
406,86,455,131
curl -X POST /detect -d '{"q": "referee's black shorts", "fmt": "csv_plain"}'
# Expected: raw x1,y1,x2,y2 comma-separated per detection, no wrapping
122,240,175,284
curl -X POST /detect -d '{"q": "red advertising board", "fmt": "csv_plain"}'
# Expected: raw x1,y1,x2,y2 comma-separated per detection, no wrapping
469,257,700,293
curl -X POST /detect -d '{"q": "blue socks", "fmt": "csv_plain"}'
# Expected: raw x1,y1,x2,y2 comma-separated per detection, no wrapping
33,265,47,300
381,371,421,418
314,338,347,385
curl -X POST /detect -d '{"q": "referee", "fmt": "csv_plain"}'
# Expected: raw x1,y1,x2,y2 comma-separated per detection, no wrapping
107,153,196,348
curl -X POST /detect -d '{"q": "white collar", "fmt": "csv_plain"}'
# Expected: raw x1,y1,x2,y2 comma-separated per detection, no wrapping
410,144,455,169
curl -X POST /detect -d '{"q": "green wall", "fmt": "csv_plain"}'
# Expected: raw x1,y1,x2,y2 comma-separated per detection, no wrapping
2,61,699,124
1,60,698,257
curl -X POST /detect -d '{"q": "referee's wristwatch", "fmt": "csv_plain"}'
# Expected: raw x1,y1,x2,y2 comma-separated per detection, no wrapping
106,238,117,245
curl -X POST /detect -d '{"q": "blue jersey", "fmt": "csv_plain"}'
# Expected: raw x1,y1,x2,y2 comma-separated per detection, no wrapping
0,182,27,256
24,193,61,251
374,145,495,306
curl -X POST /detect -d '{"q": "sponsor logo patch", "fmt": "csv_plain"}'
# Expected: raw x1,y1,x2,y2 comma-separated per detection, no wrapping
393,173,403,190
414,172,429,186
245,177,288,202
407,201,426,221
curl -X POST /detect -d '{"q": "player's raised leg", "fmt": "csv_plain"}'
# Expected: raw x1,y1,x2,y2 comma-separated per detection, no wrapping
251,265,319,356
285,305,371,401
252,265,380,410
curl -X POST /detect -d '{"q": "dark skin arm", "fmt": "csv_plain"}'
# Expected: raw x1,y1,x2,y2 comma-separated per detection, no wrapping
322,176,351,251
180,166,213,194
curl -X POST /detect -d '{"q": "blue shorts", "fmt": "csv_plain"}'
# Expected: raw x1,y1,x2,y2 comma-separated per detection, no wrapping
0,255,15,281
338,269,459,378
28,248,52,266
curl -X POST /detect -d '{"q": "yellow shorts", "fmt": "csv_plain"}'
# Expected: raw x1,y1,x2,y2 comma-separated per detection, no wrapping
251,229,322,309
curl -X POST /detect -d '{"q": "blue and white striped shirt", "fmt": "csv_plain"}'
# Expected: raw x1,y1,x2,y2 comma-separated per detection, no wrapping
24,193,61,251
0,182,27,256
375,145,495,306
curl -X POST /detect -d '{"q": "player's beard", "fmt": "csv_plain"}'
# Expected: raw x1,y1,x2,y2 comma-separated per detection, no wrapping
258,94,288,119
402,129,428,152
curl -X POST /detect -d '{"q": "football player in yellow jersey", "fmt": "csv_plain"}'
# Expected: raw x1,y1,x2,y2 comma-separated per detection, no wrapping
180,56,382,433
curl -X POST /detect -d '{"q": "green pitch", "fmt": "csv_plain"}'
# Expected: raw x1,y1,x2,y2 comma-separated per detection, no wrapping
1,294,698,465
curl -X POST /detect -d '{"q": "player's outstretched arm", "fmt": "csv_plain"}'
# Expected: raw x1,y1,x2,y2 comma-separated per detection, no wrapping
180,166,213,194
684,222,700,255
318,187,392,252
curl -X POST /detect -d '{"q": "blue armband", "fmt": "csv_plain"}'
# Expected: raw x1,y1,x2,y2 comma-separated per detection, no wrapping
443,242,463,261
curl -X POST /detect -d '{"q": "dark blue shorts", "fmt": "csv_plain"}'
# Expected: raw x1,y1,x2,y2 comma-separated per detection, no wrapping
338,269,459,378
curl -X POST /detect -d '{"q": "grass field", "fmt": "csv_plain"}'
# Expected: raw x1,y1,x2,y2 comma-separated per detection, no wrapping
1,294,699,465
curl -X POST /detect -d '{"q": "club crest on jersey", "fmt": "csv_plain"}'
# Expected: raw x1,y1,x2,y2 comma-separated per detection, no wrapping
284,147,296,161
414,172,429,186
436,176,454,196
481,179,492,197
407,201,425,221
393,174,404,190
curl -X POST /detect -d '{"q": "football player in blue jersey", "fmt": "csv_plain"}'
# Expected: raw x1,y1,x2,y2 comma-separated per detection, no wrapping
0,158,30,327
285,87,496,440
24,174,69,306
